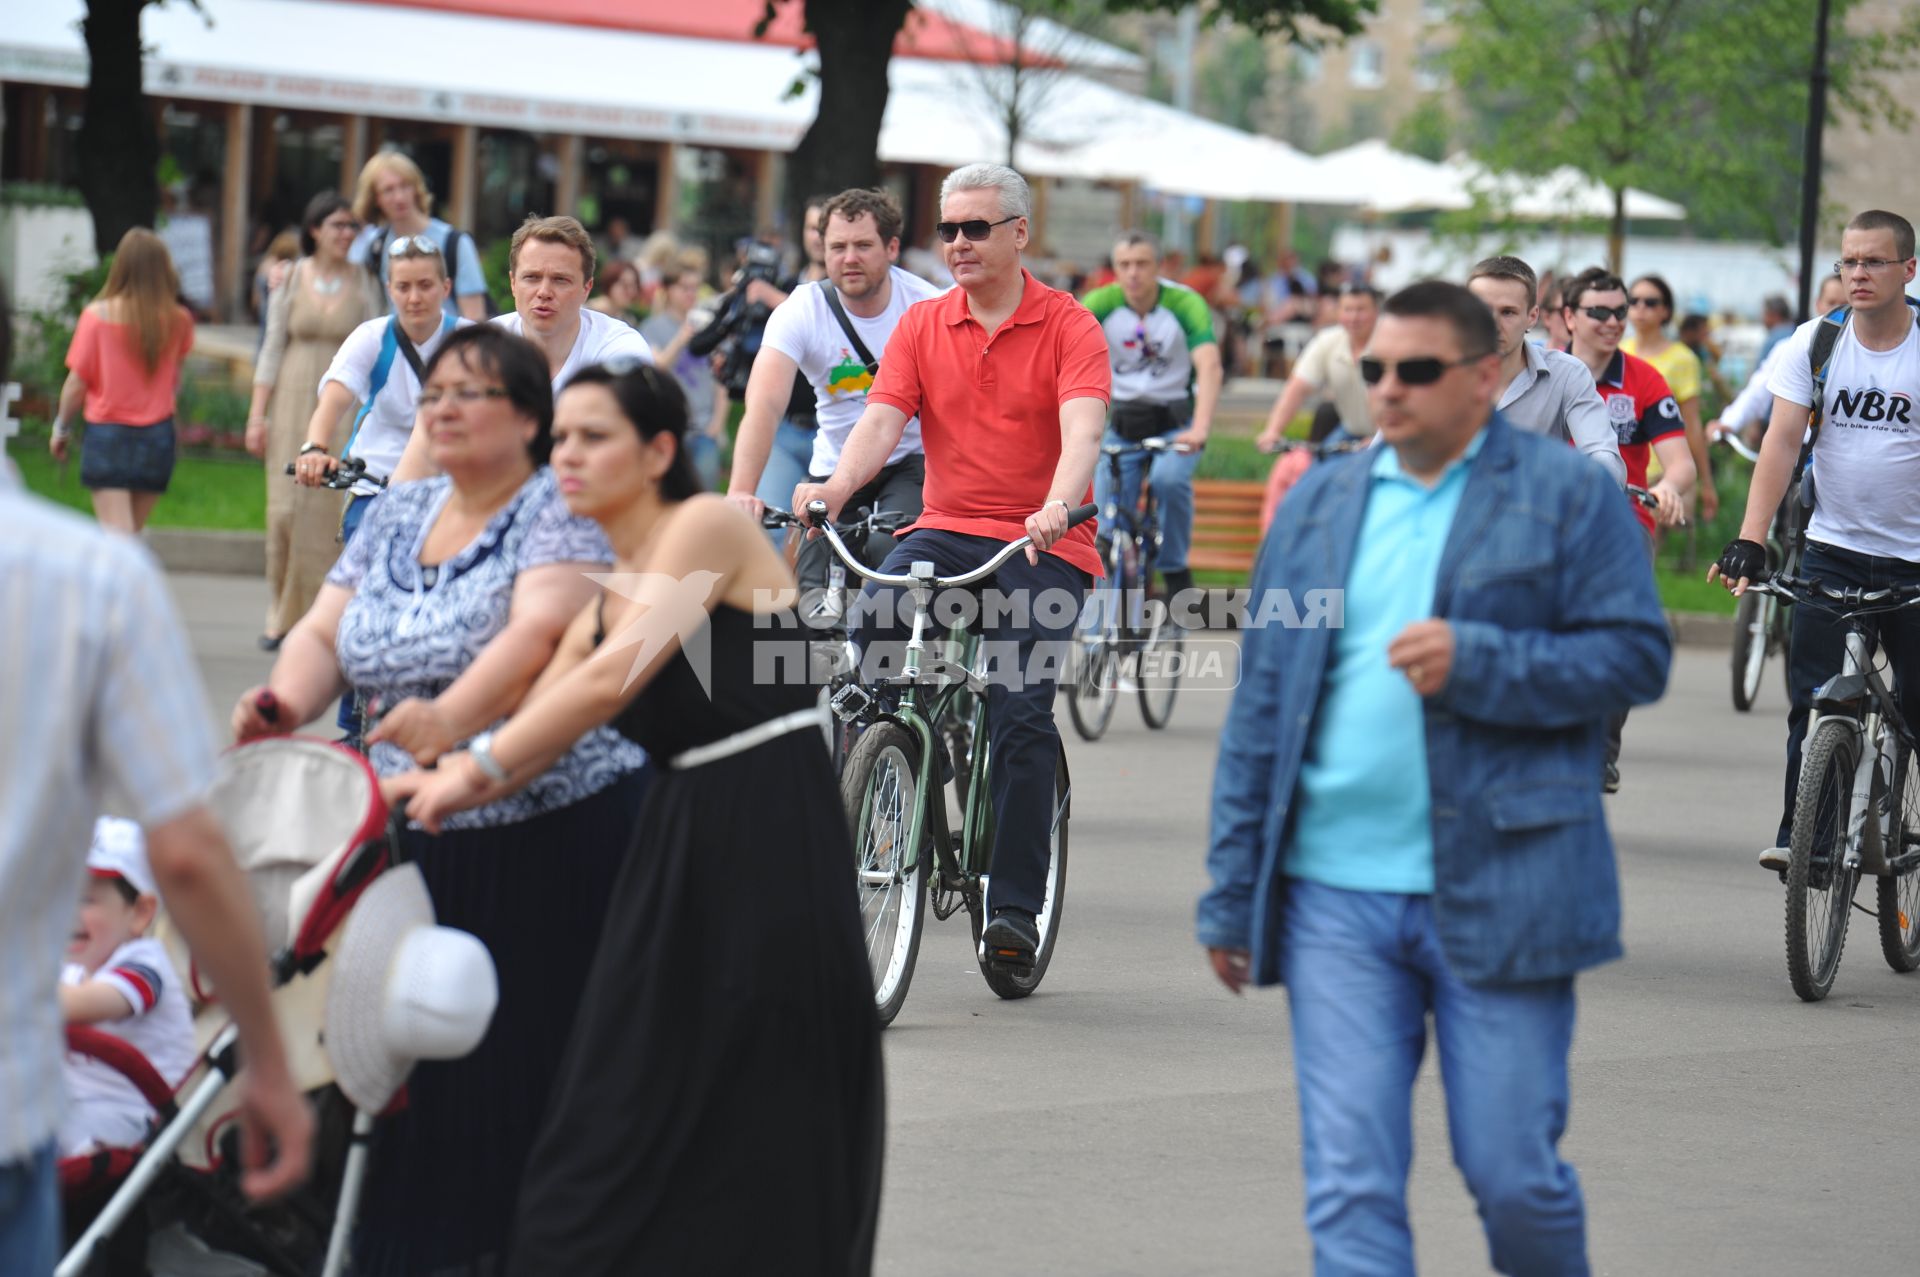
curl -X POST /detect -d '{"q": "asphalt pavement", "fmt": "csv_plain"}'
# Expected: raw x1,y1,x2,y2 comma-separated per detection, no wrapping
168,570,1908,1276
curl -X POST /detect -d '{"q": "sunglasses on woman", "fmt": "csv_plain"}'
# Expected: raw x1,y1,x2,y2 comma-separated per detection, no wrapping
388,235,445,257
935,216,1019,244
1358,353,1488,386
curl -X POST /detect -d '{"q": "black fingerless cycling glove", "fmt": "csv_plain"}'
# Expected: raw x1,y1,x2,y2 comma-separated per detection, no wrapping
1716,538,1768,583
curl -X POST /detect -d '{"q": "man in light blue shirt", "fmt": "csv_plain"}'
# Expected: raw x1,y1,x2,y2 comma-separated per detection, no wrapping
1201,281,1670,1275
1285,429,1484,895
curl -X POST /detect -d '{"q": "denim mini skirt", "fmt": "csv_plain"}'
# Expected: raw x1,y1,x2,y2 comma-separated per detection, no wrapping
80,419,176,493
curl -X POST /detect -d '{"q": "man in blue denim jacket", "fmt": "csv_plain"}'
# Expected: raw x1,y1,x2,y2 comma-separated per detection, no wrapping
1198,282,1670,1276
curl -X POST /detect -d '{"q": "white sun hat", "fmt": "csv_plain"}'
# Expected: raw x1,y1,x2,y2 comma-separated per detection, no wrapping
88,817,156,897
323,864,498,1113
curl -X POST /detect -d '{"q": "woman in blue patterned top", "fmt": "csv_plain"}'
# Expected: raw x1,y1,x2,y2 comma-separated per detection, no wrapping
232,325,649,1274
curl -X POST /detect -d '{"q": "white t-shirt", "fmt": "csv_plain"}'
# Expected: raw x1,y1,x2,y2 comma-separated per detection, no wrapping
1769,311,1920,560
321,315,474,495
58,936,196,1155
492,307,652,394
761,268,944,475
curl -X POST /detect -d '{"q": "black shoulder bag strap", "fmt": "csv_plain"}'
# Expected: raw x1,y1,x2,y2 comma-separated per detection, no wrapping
393,324,429,384
822,283,879,374
1804,303,1852,455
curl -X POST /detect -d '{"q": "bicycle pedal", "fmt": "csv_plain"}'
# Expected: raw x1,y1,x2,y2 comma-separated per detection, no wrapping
829,682,874,723
980,941,1036,970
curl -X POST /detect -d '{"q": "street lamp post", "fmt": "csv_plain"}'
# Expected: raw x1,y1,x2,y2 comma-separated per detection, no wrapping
1796,0,1832,324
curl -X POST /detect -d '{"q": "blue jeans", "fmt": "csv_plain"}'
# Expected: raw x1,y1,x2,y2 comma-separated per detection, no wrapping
686,432,721,492
755,416,817,545
0,1142,57,1277
1092,423,1200,573
1281,880,1587,1276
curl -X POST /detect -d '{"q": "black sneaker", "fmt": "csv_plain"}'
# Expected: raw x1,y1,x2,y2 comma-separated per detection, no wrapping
980,908,1039,969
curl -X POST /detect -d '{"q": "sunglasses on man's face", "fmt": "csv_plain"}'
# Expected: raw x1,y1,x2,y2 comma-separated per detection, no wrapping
935,215,1019,244
1359,353,1488,387
1577,304,1629,323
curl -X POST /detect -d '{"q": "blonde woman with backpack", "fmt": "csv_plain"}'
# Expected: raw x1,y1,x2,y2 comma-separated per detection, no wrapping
50,229,196,533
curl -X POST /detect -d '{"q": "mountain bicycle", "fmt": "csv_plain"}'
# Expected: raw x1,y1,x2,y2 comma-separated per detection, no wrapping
1713,426,1803,712
810,499,1095,1025
1747,573,1920,1002
1065,437,1193,742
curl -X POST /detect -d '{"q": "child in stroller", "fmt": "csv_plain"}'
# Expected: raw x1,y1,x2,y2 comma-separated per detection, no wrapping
59,819,196,1160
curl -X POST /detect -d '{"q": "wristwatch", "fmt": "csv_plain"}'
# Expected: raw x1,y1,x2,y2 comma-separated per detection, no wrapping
298,442,328,457
468,732,510,783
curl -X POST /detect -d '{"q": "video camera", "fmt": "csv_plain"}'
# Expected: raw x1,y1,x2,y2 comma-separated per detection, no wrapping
689,240,789,400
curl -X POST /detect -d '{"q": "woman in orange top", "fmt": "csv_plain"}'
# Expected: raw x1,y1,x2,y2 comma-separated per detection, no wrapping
50,228,196,532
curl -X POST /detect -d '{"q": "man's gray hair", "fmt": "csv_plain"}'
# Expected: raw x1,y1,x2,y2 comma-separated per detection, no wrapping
940,163,1033,220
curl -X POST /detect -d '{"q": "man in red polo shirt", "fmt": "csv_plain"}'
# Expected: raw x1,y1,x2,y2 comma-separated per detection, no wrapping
795,162,1110,969
1561,265,1694,793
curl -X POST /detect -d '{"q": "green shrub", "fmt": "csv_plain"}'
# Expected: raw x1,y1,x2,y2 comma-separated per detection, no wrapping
14,257,113,407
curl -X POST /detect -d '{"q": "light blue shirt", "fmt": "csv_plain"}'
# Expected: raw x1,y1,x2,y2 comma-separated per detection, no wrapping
1285,430,1485,894
350,217,489,319
0,490,220,1161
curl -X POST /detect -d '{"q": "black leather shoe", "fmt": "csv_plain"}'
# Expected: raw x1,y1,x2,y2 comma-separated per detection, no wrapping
981,908,1039,968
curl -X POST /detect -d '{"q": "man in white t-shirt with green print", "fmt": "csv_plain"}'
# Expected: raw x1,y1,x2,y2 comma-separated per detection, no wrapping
727,187,943,590
1082,231,1224,603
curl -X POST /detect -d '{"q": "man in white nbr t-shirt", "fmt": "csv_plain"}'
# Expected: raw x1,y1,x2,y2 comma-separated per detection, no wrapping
295,237,473,542
727,187,943,588
1710,208,1920,870
389,215,651,486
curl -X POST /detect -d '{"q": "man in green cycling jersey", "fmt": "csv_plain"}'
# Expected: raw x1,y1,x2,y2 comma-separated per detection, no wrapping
1082,231,1223,607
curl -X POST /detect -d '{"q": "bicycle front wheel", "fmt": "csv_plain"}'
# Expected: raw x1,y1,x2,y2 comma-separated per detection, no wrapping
842,723,929,1027
971,750,1070,1000
1067,564,1121,741
1136,582,1183,730
1731,590,1766,712
1877,738,1920,973
1785,719,1862,1001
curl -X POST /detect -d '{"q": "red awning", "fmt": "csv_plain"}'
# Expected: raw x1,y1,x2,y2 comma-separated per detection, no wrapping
315,0,1057,65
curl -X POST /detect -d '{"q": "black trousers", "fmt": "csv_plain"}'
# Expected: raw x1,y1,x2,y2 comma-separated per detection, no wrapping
852,528,1086,916
1775,539,1920,846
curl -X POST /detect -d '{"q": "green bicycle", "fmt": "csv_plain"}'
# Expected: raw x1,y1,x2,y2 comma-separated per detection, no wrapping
810,500,1091,1026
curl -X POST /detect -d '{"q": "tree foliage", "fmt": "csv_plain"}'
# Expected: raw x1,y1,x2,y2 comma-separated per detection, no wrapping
1447,0,1920,257
769,0,1374,224
1104,0,1371,42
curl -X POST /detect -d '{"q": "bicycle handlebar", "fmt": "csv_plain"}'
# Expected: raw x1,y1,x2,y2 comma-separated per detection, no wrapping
1626,484,1658,511
805,500,1099,589
284,455,384,491
762,505,911,536
1711,426,1762,464
1100,438,1196,457
1749,572,1920,611
1258,437,1371,458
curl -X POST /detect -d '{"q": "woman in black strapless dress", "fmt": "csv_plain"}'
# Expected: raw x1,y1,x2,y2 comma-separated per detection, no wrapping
401,360,882,1274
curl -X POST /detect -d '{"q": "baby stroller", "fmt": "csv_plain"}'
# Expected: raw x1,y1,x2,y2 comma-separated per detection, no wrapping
57,736,497,1277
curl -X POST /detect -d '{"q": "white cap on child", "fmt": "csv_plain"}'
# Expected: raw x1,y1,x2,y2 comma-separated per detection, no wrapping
87,817,155,898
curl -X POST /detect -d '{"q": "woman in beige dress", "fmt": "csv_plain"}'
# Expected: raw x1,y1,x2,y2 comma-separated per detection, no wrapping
247,192,383,648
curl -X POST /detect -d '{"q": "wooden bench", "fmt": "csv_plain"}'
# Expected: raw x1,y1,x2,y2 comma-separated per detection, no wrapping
1189,478,1265,577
